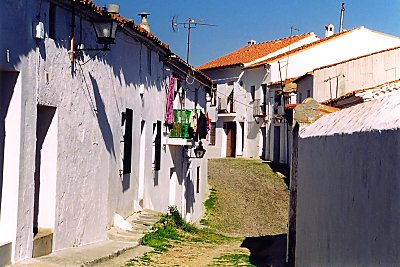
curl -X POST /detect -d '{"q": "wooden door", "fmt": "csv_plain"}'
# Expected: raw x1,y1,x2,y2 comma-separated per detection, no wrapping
226,122,236,157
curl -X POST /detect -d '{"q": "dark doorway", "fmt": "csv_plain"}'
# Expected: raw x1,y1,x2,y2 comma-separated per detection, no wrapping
225,122,236,157
274,126,280,162
34,106,57,235
261,127,266,160
0,71,18,215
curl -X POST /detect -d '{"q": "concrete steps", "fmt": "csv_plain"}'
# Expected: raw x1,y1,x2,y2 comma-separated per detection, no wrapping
10,209,162,266
0,242,12,267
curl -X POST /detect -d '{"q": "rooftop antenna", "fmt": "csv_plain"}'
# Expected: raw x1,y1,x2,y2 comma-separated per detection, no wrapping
339,3,345,32
171,16,217,64
282,26,300,88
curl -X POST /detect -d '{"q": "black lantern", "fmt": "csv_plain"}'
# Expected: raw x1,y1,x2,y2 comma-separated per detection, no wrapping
92,18,118,46
193,141,206,158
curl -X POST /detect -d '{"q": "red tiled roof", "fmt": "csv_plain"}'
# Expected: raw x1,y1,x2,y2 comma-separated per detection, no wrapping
244,27,363,70
197,33,315,71
73,0,170,52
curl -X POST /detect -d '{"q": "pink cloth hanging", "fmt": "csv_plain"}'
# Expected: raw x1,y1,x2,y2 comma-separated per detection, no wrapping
165,76,176,125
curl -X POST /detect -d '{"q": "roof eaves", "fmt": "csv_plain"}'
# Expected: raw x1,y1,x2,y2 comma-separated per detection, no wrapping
243,27,362,70
314,45,400,71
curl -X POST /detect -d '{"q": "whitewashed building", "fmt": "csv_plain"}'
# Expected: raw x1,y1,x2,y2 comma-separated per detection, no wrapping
291,93,400,266
244,26,400,164
198,33,319,159
296,45,400,104
0,0,211,264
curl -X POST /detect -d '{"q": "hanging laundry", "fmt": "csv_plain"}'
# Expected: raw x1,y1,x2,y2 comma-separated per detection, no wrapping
205,112,211,134
190,110,198,132
197,111,208,140
165,76,176,128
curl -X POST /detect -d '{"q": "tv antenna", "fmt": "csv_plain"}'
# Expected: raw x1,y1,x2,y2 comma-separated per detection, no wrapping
171,17,217,64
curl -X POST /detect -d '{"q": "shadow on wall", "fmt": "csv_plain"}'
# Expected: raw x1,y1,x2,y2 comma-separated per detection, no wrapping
0,71,19,215
241,234,288,267
90,74,115,158
185,166,195,215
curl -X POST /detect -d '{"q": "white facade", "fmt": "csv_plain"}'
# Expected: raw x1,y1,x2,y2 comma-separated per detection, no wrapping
0,0,210,263
202,35,319,159
297,46,400,103
294,94,400,266
245,26,400,164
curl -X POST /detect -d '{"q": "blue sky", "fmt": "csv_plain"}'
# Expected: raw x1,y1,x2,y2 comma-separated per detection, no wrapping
92,0,400,67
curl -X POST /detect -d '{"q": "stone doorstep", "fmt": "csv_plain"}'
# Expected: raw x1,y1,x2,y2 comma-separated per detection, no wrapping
0,242,12,267
13,240,139,266
32,231,53,258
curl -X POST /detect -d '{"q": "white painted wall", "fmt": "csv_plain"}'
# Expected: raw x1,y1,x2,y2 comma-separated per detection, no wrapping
310,47,400,102
37,109,58,231
269,27,400,83
0,73,22,261
296,95,400,266
1,0,209,262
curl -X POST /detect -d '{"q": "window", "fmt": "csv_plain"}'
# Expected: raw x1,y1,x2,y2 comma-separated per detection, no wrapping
209,122,216,145
306,90,311,98
196,166,200,193
122,109,133,174
152,121,161,171
274,90,281,114
147,47,152,76
49,3,56,39
250,86,255,102
261,84,267,114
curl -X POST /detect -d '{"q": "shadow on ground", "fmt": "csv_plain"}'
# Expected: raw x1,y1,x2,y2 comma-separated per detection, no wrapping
263,161,290,188
241,234,289,267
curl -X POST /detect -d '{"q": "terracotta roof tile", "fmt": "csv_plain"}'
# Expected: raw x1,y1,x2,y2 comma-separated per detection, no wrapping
244,27,363,70
197,33,314,71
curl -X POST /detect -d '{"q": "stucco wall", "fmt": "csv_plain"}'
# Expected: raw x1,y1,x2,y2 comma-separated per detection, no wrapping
313,47,400,102
295,95,400,266
1,0,209,262
270,27,400,83
296,129,400,267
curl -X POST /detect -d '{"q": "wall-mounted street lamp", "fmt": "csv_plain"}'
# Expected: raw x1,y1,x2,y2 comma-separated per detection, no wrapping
193,141,206,158
184,141,206,159
70,4,119,61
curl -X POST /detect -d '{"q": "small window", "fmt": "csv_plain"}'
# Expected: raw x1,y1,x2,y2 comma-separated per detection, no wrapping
209,122,216,146
306,90,311,98
196,166,200,193
49,3,56,39
147,47,152,76
152,121,161,171
299,93,303,103
250,86,256,102
122,109,133,174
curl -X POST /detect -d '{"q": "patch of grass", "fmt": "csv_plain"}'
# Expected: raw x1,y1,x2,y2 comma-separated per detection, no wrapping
209,253,255,266
140,206,197,252
191,228,239,244
141,225,179,252
201,188,217,226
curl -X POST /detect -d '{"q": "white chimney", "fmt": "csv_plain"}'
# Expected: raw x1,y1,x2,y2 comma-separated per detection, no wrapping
247,40,257,46
138,12,150,32
325,24,334,38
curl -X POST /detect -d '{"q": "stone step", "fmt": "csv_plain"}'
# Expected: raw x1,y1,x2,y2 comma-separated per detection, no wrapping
11,240,139,266
32,229,53,258
107,228,145,243
0,242,12,267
